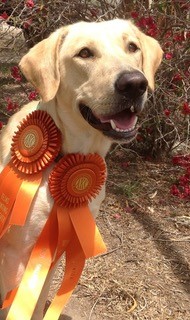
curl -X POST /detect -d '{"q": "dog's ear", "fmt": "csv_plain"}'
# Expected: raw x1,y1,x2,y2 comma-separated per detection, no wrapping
137,30,163,91
130,21,163,91
19,27,68,102
140,33,163,90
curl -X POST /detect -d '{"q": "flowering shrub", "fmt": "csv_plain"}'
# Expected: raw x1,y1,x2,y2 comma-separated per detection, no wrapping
0,0,189,163
6,97,19,112
171,155,190,199
11,66,22,82
127,1,189,158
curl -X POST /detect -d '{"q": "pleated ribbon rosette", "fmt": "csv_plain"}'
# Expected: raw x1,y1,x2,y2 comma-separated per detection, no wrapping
0,110,61,237
0,110,107,320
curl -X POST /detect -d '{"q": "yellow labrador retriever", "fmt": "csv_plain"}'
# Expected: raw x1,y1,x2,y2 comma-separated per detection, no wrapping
0,19,162,319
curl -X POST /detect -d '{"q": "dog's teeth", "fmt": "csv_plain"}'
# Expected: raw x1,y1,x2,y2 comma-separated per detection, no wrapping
110,120,116,130
110,117,137,133
115,125,135,133
130,106,135,113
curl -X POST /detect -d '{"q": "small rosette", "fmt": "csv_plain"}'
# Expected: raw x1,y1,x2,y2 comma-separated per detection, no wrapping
11,110,61,174
49,153,106,207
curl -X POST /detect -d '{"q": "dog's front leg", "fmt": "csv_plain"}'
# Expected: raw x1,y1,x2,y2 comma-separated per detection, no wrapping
32,258,61,320
0,253,59,320
89,184,106,218
0,241,29,319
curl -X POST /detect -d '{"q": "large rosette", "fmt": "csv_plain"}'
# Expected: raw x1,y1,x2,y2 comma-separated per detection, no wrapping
11,110,61,174
49,153,106,207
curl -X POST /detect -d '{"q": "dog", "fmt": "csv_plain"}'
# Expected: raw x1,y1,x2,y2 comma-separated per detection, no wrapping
0,19,162,319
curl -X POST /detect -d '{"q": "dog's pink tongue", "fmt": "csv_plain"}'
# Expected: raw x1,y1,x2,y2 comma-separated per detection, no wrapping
100,110,137,130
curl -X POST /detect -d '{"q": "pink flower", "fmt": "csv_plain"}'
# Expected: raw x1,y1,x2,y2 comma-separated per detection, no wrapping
11,66,22,82
23,19,33,29
171,185,180,196
0,11,8,20
6,98,19,112
121,161,130,169
164,41,172,48
173,32,185,42
164,109,171,117
131,11,139,19
165,52,173,60
172,155,190,167
137,17,147,28
147,28,158,37
145,17,155,26
164,31,172,39
28,91,38,101
172,73,182,82
136,16,158,37
136,134,143,142
184,186,190,197
179,175,190,186
113,213,121,219
137,16,156,28
25,0,34,8
182,102,190,115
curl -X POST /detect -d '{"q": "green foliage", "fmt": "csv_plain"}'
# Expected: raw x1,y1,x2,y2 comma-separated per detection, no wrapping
122,180,140,199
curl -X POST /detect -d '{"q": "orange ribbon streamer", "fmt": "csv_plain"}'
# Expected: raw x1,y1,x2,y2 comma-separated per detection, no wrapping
43,232,86,320
5,205,106,320
0,164,22,234
0,165,42,238
4,153,107,320
9,173,42,226
1,289,17,310
43,206,106,320
0,110,61,310
0,110,107,320
5,207,58,320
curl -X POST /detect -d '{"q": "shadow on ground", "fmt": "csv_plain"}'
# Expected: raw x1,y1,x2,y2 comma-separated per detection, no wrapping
59,315,72,320
133,211,190,294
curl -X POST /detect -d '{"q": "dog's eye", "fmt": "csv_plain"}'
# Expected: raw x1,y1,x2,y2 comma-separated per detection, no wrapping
77,48,94,58
128,42,139,53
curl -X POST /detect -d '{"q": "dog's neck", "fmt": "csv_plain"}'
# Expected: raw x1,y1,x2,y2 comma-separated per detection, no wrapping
39,100,112,158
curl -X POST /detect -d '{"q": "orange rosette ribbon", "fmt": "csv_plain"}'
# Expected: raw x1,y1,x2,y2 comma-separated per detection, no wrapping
6,153,107,320
44,154,107,320
0,110,61,238
49,153,106,207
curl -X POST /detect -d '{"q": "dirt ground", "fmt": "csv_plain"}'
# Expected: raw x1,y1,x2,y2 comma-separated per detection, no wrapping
0,24,190,320
53,149,190,320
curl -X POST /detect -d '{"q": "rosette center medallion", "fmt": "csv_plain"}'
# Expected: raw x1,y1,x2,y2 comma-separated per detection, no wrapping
18,125,44,157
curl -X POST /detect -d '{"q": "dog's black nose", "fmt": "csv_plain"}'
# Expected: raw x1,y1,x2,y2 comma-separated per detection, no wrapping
115,71,148,98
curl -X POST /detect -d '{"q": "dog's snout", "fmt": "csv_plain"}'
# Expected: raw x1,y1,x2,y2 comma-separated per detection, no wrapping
115,71,148,98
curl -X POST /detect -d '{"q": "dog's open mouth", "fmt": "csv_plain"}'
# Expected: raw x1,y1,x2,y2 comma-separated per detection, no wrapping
79,104,138,140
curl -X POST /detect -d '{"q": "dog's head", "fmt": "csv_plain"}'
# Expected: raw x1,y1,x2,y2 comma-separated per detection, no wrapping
19,19,163,142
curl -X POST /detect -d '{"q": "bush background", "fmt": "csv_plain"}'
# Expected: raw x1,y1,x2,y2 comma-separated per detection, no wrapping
0,0,189,158
0,2,190,319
